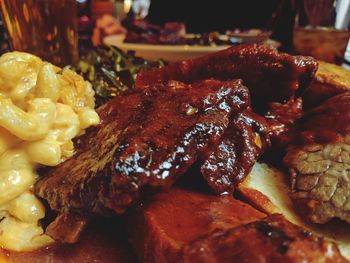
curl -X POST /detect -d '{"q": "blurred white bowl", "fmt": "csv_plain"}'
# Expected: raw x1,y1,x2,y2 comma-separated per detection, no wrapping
103,34,231,62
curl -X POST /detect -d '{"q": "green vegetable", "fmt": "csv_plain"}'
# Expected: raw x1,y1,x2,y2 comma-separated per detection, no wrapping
71,46,166,107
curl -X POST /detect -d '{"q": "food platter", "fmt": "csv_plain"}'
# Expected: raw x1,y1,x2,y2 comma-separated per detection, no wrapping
2,44,350,262
103,34,231,62
2,0,350,260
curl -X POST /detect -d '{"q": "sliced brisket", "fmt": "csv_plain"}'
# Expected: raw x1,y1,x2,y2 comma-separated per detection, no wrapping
284,92,350,224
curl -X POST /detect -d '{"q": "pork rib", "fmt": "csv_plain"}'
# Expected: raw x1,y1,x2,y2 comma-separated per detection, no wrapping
35,79,250,241
134,44,318,192
135,44,318,109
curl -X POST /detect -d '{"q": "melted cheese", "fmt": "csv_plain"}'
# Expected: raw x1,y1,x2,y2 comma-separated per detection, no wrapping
0,52,99,251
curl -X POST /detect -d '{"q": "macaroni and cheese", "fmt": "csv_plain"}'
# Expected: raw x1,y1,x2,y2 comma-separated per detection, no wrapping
0,52,100,251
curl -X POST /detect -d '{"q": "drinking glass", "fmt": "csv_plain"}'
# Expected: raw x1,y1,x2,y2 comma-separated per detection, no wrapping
0,0,79,66
293,0,350,64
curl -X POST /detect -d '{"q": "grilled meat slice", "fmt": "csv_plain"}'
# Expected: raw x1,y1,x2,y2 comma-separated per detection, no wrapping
201,109,268,194
135,44,318,110
126,187,266,263
35,79,250,241
127,187,346,263
284,92,350,224
181,214,347,263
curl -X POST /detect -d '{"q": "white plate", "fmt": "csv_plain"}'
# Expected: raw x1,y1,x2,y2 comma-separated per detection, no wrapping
103,34,231,62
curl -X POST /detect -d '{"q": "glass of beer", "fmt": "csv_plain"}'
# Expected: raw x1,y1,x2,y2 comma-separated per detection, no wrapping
0,0,78,66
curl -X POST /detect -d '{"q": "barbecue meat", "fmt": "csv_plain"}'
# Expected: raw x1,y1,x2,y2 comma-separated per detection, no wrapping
201,109,268,194
127,187,346,263
264,97,304,150
127,187,265,263
134,44,317,193
284,92,350,224
181,214,347,263
35,79,250,241
303,61,350,108
135,44,318,110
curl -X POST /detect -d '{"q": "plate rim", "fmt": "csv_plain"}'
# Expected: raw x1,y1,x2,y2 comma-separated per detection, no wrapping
103,34,231,53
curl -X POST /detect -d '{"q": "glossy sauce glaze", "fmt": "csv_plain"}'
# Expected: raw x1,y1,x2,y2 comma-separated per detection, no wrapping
201,108,269,194
35,79,250,242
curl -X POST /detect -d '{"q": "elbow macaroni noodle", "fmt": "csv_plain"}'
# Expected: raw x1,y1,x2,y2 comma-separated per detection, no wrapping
0,52,100,251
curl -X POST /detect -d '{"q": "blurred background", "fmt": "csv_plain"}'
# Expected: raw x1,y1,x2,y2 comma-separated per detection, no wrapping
0,0,349,66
